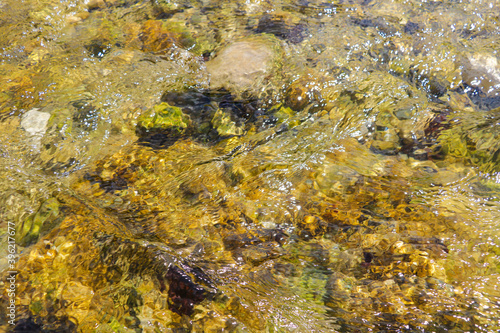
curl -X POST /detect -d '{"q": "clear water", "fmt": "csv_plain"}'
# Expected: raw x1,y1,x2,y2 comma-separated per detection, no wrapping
1,0,500,331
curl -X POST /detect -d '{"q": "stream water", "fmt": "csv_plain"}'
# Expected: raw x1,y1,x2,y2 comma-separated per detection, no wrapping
1,0,500,331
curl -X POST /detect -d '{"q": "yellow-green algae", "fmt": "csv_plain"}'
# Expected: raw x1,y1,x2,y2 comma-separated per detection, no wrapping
211,108,244,136
137,102,191,133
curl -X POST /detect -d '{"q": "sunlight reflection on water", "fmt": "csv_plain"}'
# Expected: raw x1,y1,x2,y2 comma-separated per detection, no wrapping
1,0,500,331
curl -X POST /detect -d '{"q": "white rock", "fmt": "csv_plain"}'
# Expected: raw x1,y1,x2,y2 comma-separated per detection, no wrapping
21,108,51,136
20,108,51,150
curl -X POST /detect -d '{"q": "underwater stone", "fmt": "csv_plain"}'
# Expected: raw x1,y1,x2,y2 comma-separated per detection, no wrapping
140,20,180,53
285,76,323,111
461,53,500,110
404,21,421,34
96,233,216,316
205,35,281,96
211,108,244,136
138,102,190,130
255,12,306,44
16,197,61,247
463,53,500,95
165,265,210,315
137,102,191,134
20,108,50,137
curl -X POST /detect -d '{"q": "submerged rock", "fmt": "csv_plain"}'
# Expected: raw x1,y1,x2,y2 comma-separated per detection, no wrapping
137,102,191,134
165,265,213,315
16,197,62,247
462,53,500,110
137,90,262,147
140,19,195,53
254,12,307,44
135,102,192,148
20,108,50,149
20,108,50,136
211,108,244,137
463,53,500,95
438,110,500,172
205,35,282,97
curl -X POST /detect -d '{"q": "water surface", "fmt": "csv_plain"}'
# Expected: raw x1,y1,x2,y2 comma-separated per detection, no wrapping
1,0,500,331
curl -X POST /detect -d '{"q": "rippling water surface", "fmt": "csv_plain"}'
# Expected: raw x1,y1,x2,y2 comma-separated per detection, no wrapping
1,0,500,331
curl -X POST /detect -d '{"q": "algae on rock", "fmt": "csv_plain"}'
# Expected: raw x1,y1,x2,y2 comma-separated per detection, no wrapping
137,102,191,134
438,109,500,172
211,108,244,136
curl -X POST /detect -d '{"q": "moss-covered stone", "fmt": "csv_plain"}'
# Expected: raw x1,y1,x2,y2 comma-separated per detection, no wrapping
16,198,61,247
211,108,244,136
269,104,302,128
137,102,191,134
438,110,500,172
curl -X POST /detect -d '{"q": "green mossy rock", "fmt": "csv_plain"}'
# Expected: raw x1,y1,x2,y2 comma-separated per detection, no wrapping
137,102,191,134
16,197,61,247
438,110,500,172
211,108,244,136
270,104,302,128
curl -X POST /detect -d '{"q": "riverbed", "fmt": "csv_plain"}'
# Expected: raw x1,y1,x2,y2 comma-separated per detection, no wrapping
1,0,500,331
